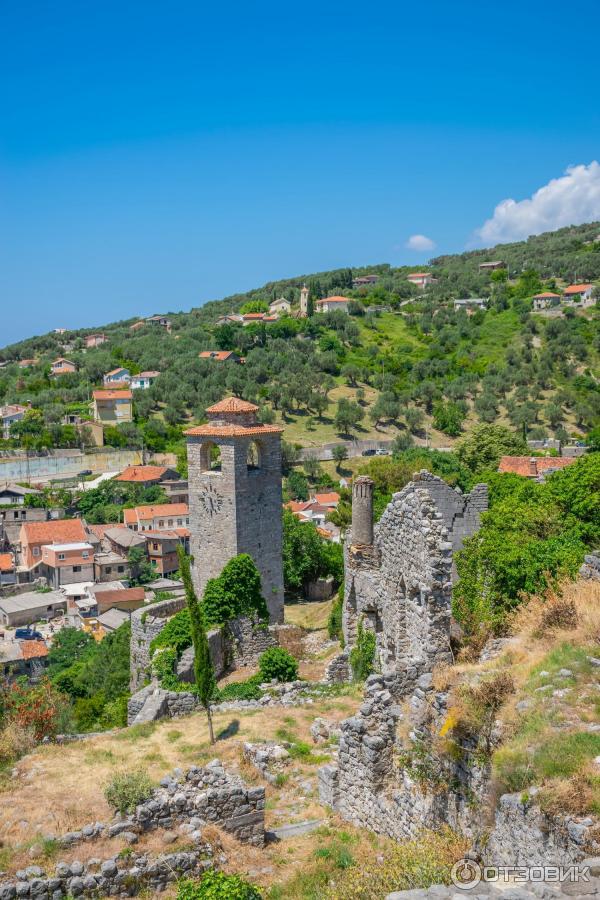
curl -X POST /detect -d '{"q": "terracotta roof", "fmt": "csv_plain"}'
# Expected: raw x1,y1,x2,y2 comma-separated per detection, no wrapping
124,503,189,524
185,423,283,437
317,527,333,540
96,587,145,609
315,296,351,304
20,640,49,660
144,529,189,539
533,292,561,299
134,371,160,378
285,500,314,514
115,465,168,483
498,456,577,477
22,518,87,546
0,553,14,572
92,389,132,400
206,397,259,414
86,524,113,540
564,284,593,294
407,272,431,278
314,492,340,506
242,312,267,319
199,351,237,361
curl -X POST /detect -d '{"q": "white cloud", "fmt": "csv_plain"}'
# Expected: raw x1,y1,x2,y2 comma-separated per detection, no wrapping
473,162,600,246
405,233,436,252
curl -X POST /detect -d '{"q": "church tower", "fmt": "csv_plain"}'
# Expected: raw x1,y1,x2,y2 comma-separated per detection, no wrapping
185,397,284,623
299,284,309,317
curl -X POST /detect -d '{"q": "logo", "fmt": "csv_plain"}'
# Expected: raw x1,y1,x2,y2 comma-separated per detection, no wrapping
451,859,481,890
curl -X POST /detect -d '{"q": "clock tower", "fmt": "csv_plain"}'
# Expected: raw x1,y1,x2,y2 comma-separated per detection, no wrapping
185,396,285,623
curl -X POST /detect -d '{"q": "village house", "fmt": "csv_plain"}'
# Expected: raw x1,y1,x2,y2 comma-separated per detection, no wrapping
315,296,351,313
91,388,133,424
41,541,95,588
88,583,146,615
216,314,243,326
85,333,107,348
0,482,42,506
352,275,379,287
268,298,291,315
285,491,340,527
123,502,190,532
406,272,436,289
144,530,189,575
453,298,488,312
18,518,88,572
478,260,506,272
129,321,145,332
62,415,104,447
498,455,577,480
0,404,28,439
241,312,278,326
130,370,160,389
18,359,37,369
0,639,49,681
532,292,561,310
563,283,595,305
146,314,171,330
115,464,179,486
50,358,77,376
103,367,130,385
0,589,67,627
0,552,16,586
199,351,241,363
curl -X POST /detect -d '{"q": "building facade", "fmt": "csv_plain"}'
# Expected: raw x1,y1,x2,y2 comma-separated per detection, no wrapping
185,397,285,623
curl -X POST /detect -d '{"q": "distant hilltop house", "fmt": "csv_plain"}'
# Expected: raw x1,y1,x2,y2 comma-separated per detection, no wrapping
129,321,145,332
199,351,241,363
532,292,561,310
0,482,42,506
406,272,436,289
18,359,37,369
315,296,351,313
50,357,77,376
453,298,488,313
498,455,577,480
130,370,160,389
478,260,506,272
62,414,104,447
0,403,28,439
216,314,243,326
563,283,595,305
53,328,67,335
115,464,179,484
85,333,107,348
269,298,291,315
352,275,379,287
241,312,278,326
91,388,133,424
146,314,171,330
103,367,130,385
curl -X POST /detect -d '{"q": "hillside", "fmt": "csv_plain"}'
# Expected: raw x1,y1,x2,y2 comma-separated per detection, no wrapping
0,222,599,461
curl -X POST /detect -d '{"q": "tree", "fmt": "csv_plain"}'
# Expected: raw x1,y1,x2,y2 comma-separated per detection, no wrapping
286,470,309,501
405,406,424,434
432,401,464,437
332,444,348,472
177,545,216,744
202,554,268,626
456,424,527,475
282,509,342,594
47,627,94,677
128,546,154,585
334,398,364,436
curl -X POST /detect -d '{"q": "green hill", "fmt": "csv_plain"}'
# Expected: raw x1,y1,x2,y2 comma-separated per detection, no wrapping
0,222,598,459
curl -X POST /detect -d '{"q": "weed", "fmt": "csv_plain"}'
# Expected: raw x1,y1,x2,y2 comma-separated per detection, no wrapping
167,729,183,743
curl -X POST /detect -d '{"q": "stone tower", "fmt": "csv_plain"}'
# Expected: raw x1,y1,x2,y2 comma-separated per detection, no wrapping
351,476,374,546
299,284,309,317
185,397,285,623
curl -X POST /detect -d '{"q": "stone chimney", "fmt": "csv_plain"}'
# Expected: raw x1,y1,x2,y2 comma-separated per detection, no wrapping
352,476,374,546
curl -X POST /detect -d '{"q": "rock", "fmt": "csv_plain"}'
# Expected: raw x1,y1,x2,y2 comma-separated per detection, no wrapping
100,860,118,878
121,831,139,844
557,668,573,678
162,832,177,845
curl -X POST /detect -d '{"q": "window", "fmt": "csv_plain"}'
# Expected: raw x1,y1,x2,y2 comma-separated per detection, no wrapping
199,441,221,473
151,559,157,566
153,542,159,551
118,565,124,573
73,565,81,573
158,520,164,528
186,518,189,525
33,547,40,557
168,519,173,527
177,518,182,526
58,553,65,560
105,566,112,574
82,551,89,559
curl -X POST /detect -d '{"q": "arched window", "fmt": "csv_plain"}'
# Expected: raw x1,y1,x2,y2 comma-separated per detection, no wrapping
247,440,261,471
199,441,222,473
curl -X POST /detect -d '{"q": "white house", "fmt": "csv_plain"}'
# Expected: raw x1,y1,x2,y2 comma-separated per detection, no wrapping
130,371,160,390
563,284,595,305
532,292,561,311
407,272,436,289
0,404,27,439
315,296,351,313
453,298,488,312
103,367,131,385
269,298,291,315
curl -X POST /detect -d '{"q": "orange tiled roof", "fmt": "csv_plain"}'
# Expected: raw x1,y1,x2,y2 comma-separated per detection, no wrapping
22,518,87,546
285,500,314,514
206,397,258,414
564,283,593,294
105,367,129,377
314,492,340,505
185,423,283,437
498,456,577,477
407,272,431,278
115,465,168,483
0,552,14,572
92,389,132,400
315,296,351,304
86,524,113,540
124,503,189,523
199,351,237,361
20,641,49,660
533,292,561,299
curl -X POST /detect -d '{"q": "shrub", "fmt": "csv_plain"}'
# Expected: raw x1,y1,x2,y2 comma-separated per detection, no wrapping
104,770,154,814
152,647,178,682
258,647,298,683
327,588,344,645
177,870,262,899
1,679,72,741
203,554,268,626
150,608,192,657
349,618,376,681
216,675,263,702
0,722,36,764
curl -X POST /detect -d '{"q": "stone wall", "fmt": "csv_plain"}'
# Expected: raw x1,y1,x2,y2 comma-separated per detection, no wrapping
130,594,187,691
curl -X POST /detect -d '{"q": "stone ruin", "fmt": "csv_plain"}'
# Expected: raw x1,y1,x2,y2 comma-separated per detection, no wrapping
320,471,600,867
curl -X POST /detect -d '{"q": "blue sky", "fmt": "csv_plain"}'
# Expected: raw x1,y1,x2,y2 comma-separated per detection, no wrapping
1,0,600,345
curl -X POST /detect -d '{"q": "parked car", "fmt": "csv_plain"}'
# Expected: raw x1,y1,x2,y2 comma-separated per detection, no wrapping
15,627,44,641
361,448,376,456
376,448,390,456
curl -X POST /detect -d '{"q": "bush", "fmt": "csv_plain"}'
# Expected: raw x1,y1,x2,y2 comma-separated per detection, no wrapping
177,871,262,899
216,675,263,702
104,770,154,814
258,647,298,683
327,588,344,646
0,722,36,764
150,608,192,657
152,647,178,682
203,554,268,626
349,618,376,681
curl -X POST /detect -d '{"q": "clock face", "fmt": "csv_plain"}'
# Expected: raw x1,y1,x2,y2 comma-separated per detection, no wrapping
200,484,223,516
